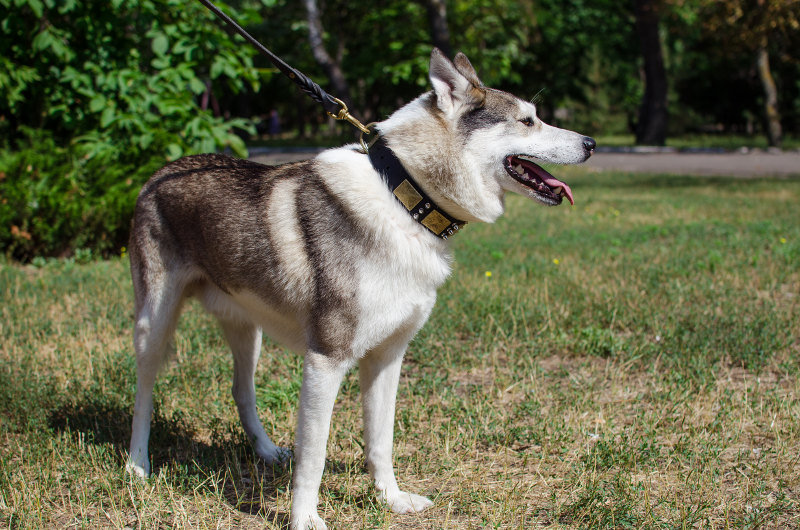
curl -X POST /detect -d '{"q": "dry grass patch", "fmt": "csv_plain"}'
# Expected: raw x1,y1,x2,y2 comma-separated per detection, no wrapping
2,169,799,527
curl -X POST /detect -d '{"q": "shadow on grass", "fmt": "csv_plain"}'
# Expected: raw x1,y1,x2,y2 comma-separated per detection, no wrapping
46,395,297,526
44,393,359,527
1,351,357,528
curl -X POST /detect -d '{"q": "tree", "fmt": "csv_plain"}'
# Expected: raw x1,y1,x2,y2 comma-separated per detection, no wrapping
633,0,669,145
302,0,354,108
424,0,453,57
678,0,800,147
756,44,782,146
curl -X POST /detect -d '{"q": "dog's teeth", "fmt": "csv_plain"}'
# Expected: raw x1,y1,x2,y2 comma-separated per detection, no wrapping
553,186,562,196
514,164,524,174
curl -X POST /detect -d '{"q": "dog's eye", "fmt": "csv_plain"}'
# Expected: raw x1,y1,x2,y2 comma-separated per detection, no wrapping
519,117,534,127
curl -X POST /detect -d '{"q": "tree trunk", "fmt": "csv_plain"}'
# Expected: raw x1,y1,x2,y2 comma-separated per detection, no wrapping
302,0,353,109
756,44,782,148
633,0,668,145
425,0,453,58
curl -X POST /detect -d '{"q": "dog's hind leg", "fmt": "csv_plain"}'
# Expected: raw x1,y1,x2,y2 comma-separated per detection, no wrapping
126,273,185,478
359,340,434,514
219,318,289,465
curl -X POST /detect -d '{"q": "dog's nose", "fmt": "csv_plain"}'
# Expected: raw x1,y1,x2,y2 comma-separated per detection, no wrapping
583,137,596,154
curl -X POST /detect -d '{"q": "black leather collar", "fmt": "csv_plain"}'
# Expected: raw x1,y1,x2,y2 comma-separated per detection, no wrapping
368,136,466,239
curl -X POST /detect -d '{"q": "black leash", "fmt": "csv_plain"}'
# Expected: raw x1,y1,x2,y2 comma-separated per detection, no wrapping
198,0,465,239
197,0,370,134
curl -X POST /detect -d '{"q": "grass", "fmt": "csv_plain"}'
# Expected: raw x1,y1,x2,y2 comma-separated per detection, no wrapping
1,167,799,528
595,133,800,150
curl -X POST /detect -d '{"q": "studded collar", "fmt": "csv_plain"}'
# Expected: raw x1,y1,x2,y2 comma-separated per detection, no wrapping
367,136,466,240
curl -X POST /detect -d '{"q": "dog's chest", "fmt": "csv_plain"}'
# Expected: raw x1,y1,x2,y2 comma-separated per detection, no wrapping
350,242,451,354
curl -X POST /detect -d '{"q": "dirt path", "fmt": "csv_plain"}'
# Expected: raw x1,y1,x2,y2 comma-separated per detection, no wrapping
586,149,800,178
250,147,800,178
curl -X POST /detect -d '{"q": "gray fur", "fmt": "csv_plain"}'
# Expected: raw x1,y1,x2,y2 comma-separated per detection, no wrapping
458,90,520,135
131,154,360,334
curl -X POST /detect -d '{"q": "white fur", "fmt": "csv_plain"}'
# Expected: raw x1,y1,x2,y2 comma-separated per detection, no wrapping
377,97,508,224
266,178,314,302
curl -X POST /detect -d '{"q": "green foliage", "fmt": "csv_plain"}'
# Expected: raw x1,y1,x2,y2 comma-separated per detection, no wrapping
294,0,640,134
2,0,800,260
1,128,136,258
0,0,262,260
289,0,800,136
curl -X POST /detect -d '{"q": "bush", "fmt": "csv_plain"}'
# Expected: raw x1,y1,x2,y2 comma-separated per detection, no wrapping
1,128,153,259
0,0,263,260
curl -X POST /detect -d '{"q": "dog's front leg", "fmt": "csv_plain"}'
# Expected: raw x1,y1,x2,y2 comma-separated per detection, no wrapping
291,351,349,530
359,346,434,515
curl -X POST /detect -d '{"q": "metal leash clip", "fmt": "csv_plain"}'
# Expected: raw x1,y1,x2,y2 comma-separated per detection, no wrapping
327,97,371,135
327,98,379,153
358,122,380,153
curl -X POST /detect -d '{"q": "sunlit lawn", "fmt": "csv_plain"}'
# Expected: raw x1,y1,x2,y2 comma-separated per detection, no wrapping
1,166,799,528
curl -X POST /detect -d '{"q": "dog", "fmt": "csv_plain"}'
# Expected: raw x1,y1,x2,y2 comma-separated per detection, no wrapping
125,48,595,529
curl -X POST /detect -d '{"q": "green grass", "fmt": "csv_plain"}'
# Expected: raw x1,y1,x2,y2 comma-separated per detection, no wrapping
2,168,799,528
595,133,800,150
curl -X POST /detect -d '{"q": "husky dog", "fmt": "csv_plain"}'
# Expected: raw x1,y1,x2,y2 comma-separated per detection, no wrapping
126,49,594,529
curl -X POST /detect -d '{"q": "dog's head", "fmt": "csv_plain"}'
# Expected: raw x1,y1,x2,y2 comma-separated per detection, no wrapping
379,49,595,224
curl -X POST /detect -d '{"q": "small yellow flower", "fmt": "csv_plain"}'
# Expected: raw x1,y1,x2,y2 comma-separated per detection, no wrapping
485,271,492,278
552,258,560,265
779,237,787,244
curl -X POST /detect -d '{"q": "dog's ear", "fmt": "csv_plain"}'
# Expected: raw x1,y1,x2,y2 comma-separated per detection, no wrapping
429,48,485,116
453,53,483,88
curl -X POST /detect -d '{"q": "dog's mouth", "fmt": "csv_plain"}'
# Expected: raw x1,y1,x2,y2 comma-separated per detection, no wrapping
504,155,574,206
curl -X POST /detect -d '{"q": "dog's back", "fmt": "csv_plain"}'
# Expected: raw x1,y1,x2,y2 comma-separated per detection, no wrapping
129,152,364,312
131,154,298,303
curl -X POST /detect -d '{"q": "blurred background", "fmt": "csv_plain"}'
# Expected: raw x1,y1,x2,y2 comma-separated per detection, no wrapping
1,0,799,260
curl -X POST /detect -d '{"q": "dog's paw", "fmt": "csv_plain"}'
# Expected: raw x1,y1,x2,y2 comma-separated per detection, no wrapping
125,459,150,480
381,490,434,514
257,445,292,468
290,512,327,530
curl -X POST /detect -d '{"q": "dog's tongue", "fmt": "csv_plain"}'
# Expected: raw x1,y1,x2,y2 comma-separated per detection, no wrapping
542,174,574,205
519,158,574,205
